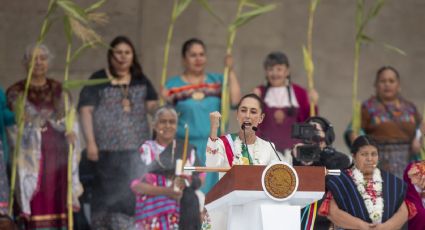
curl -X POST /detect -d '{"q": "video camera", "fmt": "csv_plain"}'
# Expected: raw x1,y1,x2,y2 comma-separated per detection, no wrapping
291,123,322,162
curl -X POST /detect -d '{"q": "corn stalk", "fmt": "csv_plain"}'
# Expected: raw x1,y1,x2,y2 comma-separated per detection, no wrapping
302,0,320,117
220,0,276,134
61,1,107,228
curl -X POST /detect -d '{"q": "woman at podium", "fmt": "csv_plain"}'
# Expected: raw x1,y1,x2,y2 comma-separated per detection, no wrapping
206,93,289,178
320,135,414,229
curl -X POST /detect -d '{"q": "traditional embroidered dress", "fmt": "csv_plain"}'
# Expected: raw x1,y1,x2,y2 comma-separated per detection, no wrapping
256,84,316,152
206,134,282,178
165,73,222,193
320,167,407,228
7,79,82,229
132,139,199,230
361,96,421,178
404,161,425,229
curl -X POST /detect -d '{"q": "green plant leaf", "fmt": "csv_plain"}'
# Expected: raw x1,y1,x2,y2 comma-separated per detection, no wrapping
70,42,98,62
46,0,58,17
175,0,192,19
381,42,407,56
63,16,73,44
359,33,374,43
369,0,386,18
57,0,88,23
196,0,224,25
243,0,262,8
85,0,106,13
62,78,110,90
39,18,53,41
229,3,276,31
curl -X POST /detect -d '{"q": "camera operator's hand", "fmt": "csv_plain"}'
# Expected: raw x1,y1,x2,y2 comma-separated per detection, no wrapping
209,111,221,140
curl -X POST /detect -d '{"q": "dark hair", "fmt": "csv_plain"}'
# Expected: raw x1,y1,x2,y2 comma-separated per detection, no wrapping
375,66,400,85
181,38,206,58
107,35,143,78
237,93,264,112
305,116,335,145
351,135,378,155
263,51,290,69
179,185,201,230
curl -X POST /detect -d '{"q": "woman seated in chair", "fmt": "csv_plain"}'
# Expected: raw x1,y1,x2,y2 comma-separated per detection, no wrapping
319,135,415,229
131,106,202,230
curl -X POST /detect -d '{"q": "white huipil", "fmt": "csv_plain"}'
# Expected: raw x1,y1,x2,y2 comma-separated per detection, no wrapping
205,134,291,178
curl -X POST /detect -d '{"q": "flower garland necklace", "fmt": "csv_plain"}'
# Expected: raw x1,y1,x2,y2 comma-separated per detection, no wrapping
349,166,384,223
232,136,261,165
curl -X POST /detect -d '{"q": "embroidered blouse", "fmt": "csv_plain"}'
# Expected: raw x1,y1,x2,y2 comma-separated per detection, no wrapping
205,134,285,178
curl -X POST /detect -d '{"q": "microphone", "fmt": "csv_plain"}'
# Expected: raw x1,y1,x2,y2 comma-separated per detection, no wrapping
251,125,281,161
241,124,250,160
268,141,282,161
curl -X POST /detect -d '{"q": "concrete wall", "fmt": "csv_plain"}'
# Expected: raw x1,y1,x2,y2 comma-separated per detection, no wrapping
1,0,424,152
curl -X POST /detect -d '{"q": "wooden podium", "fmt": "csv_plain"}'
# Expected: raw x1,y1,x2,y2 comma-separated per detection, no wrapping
205,165,326,230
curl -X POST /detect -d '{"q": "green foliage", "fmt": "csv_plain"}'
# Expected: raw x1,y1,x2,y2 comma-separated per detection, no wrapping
228,3,276,31
57,0,88,23
62,78,110,90
196,0,224,24
175,0,192,19
85,0,107,13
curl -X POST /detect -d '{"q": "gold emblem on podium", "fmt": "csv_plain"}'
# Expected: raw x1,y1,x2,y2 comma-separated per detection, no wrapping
261,162,298,201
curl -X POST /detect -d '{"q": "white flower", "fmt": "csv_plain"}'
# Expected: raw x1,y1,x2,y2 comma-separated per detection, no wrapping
351,167,384,224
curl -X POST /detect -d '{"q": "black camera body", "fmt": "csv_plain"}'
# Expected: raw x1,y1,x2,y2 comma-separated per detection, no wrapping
291,123,322,162
291,123,317,141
